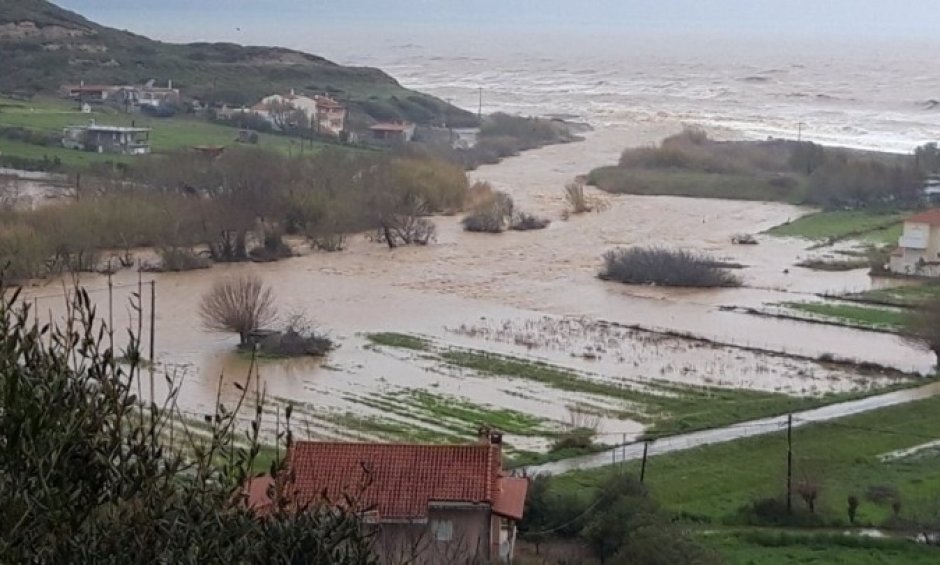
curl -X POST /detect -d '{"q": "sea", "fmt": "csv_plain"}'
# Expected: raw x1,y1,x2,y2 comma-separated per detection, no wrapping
302,28,940,154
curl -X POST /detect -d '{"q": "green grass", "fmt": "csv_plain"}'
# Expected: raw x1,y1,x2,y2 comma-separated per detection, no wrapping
588,166,806,203
371,334,911,441
706,530,940,564
364,332,430,351
767,210,905,243
785,302,908,331
0,95,339,168
548,392,940,527
849,283,940,308
345,388,556,439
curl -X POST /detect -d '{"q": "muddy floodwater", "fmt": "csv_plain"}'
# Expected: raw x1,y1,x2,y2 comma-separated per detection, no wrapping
20,123,936,452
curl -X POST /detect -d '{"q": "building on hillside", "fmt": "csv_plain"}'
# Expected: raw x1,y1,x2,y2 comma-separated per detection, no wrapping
60,83,121,102
888,209,940,277
63,80,180,110
137,80,181,108
370,121,416,143
250,90,346,136
312,94,347,136
246,431,527,564
62,121,151,155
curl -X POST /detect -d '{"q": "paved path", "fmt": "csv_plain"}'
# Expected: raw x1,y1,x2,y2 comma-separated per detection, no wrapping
530,380,940,475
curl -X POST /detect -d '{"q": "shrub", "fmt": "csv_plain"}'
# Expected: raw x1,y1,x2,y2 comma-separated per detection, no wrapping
462,191,514,233
0,283,374,563
510,212,550,231
155,246,210,272
737,497,824,527
251,312,334,358
600,247,742,288
564,182,591,214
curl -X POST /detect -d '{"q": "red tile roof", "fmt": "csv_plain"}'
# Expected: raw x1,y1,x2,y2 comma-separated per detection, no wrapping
907,209,940,226
493,477,528,520
248,441,526,521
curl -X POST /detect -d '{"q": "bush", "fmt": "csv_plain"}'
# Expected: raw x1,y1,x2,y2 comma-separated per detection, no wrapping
600,247,742,288
250,312,334,358
510,212,550,231
737,497,825,527
0,284,373,563
462,191,514,233
154,246,210,272
564,182,591,214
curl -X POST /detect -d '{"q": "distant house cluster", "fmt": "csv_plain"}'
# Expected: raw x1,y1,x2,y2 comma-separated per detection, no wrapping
60,79,181,112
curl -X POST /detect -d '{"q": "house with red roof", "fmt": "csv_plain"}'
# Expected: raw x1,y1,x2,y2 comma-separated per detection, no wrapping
247,430,527,564
889,209,940,276
370,121,416,143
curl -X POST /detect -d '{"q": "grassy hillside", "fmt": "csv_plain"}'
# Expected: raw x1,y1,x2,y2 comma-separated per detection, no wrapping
0,0,477,127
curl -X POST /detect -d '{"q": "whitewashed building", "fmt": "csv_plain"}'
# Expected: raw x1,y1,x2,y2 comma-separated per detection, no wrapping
889,209,940,277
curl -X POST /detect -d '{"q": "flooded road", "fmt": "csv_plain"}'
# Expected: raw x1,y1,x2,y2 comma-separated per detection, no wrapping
531,380,940,475
19,122,937,450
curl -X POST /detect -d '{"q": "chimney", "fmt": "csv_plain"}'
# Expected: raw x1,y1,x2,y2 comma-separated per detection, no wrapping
80,80,84,87
476,425,503,446
168,79,173,90
290,88,295,96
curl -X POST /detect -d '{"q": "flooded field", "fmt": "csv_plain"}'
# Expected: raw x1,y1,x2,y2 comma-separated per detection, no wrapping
18,123,937,458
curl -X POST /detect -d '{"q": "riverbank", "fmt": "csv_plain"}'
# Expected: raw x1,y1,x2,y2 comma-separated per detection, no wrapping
14,121,936,464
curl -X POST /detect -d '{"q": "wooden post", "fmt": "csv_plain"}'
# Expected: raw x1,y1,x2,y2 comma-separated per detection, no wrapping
787,414,793,513
107,270,114,354
640,441,649,483
621,433,626,472
149,280,156,362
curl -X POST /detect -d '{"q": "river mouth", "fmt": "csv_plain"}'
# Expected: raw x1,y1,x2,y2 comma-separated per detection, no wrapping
19,122,936,455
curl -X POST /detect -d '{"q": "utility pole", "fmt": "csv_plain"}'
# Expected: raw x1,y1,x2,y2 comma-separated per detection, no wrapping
478,87,483,121
787,414,793,513
640,441,649,483
797,122,806,143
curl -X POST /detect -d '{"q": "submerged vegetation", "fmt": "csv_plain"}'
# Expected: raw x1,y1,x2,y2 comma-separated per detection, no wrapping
589,128,927,209
0,147,470,280
600,247,742,288
364,332,907,442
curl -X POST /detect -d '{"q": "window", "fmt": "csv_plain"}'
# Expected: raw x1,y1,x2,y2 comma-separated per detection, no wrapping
431,519,453,542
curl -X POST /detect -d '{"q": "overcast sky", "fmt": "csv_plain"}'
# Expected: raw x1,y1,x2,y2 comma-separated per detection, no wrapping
58,0,940,42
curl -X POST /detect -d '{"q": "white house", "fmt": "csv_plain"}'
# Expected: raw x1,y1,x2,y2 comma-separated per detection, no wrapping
888,209,940,277
250,90,346,136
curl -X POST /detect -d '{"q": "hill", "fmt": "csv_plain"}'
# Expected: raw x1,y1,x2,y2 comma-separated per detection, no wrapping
0,0,477,127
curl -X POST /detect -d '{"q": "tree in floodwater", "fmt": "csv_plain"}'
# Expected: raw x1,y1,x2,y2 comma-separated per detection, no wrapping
904,296,940,366
0,282,374,563
200,274,278,346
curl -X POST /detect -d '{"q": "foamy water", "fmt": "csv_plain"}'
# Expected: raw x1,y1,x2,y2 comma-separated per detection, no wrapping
306,30,940,153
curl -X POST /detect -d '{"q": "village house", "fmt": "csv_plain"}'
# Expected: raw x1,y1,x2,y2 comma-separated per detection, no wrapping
888,209,940,276
250,90,346,135
370,121,416,143
62,80,181,110
62,121,151,155
247,432,527,564
60,82,121,102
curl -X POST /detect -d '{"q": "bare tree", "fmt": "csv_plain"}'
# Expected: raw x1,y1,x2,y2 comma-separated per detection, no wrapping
199,274,277,345
905,297,940,366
